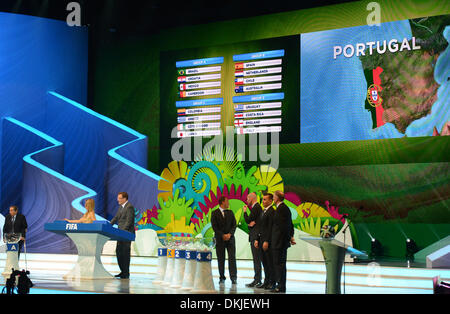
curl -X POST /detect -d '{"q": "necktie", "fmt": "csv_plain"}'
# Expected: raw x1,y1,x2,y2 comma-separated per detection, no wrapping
12,216,15,233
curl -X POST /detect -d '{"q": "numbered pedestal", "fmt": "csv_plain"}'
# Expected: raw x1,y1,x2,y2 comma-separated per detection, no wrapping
181,250,197,290
153,248,167,284
192,251,215,293
170,249,187,288
319,240,346,294
2,243,20,276
161,248,175,285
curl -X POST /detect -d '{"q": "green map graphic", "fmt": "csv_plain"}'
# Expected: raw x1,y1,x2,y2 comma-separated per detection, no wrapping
360,15,449,133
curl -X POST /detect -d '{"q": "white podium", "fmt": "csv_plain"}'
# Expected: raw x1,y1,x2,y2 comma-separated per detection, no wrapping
45,221,135,280
153,247,167,284
161,247,175,285
181,249,197,290
63,233,112,280
299,236,367,294
2,233,21,276
170,248,187,288
192,250,216,293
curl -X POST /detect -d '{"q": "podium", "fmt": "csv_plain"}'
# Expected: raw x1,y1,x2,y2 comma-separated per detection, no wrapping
181,249,198,290
153,247,168,284
2,233,21,276
192,237,216,293
192,250,215,293
44,221,135,280
299,236,367,294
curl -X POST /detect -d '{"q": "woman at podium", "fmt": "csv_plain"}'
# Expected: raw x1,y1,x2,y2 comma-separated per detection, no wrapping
65,199,96,223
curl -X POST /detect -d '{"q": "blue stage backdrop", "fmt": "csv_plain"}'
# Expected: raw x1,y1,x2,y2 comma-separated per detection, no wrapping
0,13,161,253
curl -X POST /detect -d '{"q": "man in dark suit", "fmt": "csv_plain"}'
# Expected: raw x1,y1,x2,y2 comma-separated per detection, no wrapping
243,192,263,287
211,196,237,284
254,192,275,290
271,190,296,293
2,206,28,260
110,192,135,279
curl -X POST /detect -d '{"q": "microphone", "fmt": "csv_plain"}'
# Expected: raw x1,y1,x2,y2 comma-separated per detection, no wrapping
341,214,351,233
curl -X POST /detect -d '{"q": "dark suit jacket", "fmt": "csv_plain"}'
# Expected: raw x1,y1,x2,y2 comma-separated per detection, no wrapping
110,201,135,234
256,206,274,245
3,213,28,239
211,208,236,244
243,202,262,242
271,202,294,250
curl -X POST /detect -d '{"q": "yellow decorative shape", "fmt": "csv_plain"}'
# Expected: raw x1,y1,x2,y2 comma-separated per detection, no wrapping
137,211,148,225
299,217,339,237
297,202,330,219
158,161,189,202
254,165,284,193
234,208,243,225
156,213,195,235
321,219,339,233
299,217,322,236
158,174,174,191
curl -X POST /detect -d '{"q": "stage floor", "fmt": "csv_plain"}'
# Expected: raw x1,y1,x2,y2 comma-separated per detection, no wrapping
1,253,449,294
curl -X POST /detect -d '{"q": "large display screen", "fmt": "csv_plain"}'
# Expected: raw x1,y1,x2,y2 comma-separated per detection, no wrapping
92,4,450,260
160,14,449,159
160,35,300,165
301,15,449,143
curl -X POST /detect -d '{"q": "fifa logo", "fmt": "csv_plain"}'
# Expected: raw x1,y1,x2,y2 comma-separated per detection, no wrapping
66,223,78,230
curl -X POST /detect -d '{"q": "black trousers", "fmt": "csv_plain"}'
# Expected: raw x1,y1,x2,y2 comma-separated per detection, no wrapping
250,240,262,281
116,241,131,276
260,245,274,285
272,247,288,289
215,237,237,280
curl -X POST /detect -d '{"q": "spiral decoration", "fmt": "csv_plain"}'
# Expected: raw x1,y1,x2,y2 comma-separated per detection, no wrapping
181,161,224,211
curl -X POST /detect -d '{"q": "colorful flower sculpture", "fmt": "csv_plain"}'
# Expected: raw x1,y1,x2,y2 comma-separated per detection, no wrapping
134,145,358,249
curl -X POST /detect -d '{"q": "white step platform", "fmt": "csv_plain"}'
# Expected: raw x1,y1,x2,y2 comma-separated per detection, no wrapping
1,253,449,294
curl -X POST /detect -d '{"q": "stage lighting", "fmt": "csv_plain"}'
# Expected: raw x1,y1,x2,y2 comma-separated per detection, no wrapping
369,238,382,260
405,238,419,261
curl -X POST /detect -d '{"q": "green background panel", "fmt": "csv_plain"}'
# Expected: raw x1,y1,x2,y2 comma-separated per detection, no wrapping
91,0,450,261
